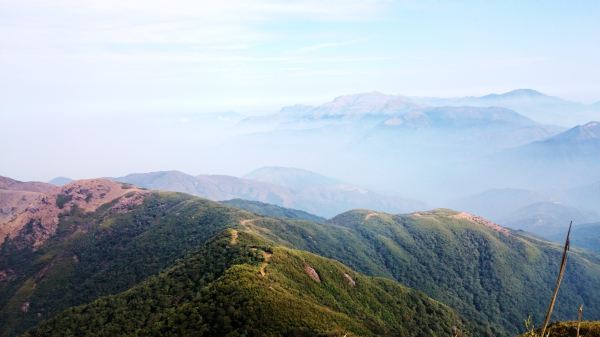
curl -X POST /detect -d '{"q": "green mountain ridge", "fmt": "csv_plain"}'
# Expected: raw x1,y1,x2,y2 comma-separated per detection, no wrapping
2,188,600,337
0,192,247,336
24,230,464,337
238,208,600,337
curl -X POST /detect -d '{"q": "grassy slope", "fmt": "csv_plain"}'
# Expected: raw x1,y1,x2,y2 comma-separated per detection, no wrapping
240,208,600,337
4,194,600,337
23,230,464,337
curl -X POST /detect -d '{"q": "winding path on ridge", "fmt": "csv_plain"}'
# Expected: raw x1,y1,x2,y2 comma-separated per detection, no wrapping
237,219,272,277
229,229,238,245
259,251,272,277
239,219,256,226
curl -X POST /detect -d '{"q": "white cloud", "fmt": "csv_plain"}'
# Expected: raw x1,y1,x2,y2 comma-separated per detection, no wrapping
0,0,389,51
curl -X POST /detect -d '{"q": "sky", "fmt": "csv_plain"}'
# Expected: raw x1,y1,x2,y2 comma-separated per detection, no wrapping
1,0,600,181
1,0,600,116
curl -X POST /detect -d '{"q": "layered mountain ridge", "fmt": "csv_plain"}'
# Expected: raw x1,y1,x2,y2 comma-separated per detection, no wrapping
115,168,423,217
3,176,600,337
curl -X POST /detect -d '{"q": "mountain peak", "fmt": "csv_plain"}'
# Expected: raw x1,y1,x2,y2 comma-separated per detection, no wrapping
583,120,600,130
278,92,421,119
320,91,418,116
48,176,73,186
244,166,339,190
502,89,546,97
482,89,547,99
549,121,600,142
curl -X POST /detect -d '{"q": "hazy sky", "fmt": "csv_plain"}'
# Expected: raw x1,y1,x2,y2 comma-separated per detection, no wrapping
1,0,600,181
2,0,600,116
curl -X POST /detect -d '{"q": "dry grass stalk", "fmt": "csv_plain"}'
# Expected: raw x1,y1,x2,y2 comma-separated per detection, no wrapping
576,304,583,337
540,221,573,337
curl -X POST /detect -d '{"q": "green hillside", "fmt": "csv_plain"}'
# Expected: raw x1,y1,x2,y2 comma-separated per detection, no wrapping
3,192,600,337
238,208,600,337
0,192,250,337
23,230,465,337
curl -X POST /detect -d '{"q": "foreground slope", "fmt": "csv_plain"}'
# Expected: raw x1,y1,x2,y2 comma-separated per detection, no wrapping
520,321,600,337
24,230,464,337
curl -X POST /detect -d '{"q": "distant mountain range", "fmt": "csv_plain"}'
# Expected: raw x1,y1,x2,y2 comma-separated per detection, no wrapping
244,90,569,131
514,121,600,160
450,185,600,240
558,222,600,254
449,188,547,221
243,92,423,128
244,88,599,128
414,89,600,126
492,121,600,189
232,90,587,200
114,167,424,217
499,201,599,238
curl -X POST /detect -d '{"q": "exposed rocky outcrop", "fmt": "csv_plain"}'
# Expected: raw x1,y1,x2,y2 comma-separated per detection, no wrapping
344,273,356,287
0,176,148,249
304,264,321,282
453,211,511,236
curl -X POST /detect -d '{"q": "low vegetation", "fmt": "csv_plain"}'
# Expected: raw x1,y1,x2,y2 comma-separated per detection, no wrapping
23,231,465,337
2,193,599,337
521,321,600,337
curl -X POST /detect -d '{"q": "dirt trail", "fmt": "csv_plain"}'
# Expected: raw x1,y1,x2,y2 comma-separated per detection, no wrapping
364,212,379,221
239,219,255,226
229,229,238,245
238,219,271,277
259,251,272,277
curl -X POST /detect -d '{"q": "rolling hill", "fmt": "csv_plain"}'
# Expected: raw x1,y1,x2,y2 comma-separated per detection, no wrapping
243,207,600,337
3,177,600,337
115,169,424,217
23,230,465,337
0,181,456,337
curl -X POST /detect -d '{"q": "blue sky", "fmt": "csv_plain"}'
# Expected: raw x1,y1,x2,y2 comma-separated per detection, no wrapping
1,0,599,117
